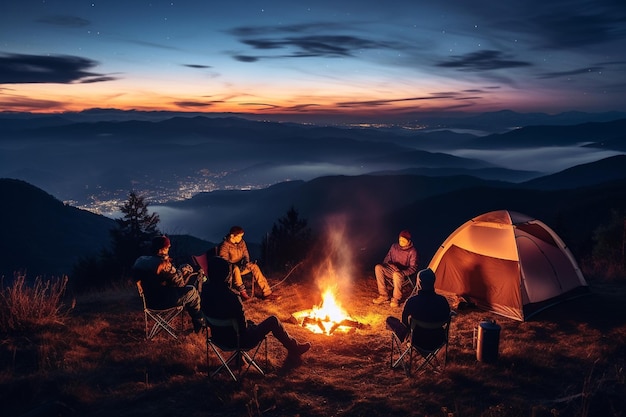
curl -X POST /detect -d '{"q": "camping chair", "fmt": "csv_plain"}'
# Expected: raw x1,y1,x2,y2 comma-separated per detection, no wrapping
193,248,255,297
389,312,452,376
136,280,185,340
204,317,268,382
406,268,431,299
385,270,418,300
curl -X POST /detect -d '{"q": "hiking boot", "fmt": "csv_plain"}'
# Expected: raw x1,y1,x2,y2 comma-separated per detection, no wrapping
372,295,388,305
390,298,400,308
192,316,207,334
288,342,311,358
239,290,251,301
261,292,278,302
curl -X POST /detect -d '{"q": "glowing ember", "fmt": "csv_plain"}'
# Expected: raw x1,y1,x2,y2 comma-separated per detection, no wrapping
292,287,367,335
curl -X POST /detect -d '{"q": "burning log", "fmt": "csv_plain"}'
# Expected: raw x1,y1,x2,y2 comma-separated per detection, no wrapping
301,316,328,333
292,284,370,335
328,319,370,335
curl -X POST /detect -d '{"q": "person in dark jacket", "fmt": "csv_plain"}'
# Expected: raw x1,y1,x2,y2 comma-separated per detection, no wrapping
219,225,273,301
201,256,310,362
372,229,419,308
385,268,451,350
132,235,206,333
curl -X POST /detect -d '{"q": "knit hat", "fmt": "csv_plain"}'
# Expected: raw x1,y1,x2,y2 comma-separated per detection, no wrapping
151,235,170,253
399,229,412,240
229,225,244,235
418,268,436,291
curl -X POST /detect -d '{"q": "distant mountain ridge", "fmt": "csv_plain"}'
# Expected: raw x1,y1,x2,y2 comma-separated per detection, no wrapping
2,108,625,130
153,155,626,265
3,154,626,278
461,118,626,150
2,112,624,208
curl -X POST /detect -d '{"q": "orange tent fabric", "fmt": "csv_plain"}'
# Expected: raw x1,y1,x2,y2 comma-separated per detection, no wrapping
429,210,588,321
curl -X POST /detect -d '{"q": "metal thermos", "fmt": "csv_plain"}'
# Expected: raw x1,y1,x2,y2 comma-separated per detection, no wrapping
476,320,501,363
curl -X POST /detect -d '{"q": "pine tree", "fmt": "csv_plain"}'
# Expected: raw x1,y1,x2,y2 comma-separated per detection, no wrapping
263,206,312,273
72,192,161,292
110,191,161,276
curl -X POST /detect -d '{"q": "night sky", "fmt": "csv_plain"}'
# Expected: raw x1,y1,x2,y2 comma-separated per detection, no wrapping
2,0,625,120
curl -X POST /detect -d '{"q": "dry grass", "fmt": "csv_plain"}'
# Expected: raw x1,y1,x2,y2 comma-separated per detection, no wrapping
0,274,73,332
1,273,625,417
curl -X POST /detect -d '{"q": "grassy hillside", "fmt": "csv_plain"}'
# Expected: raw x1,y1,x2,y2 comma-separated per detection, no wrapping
1,276,624,416
0,178,115,277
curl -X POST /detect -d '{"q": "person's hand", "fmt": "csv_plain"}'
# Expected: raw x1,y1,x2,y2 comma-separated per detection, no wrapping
180,263,194,277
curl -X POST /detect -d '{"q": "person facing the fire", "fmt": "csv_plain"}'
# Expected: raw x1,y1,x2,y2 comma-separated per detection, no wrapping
372,229,419,308
201,255,311,362
385,268,450,348
219,225,274,301
132,235,207,333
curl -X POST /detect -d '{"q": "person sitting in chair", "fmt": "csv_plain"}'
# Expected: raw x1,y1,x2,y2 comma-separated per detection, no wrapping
133,235,206,333
385,268,450,350
372,229,419,308
201,255,311,362
219,225,274,301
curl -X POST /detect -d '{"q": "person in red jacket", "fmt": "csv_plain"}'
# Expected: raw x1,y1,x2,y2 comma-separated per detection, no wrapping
372,229,419,308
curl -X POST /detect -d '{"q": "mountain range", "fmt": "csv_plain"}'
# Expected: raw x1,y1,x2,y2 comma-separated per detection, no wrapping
1,110,625,207
1,110,626,278
2,154,626,279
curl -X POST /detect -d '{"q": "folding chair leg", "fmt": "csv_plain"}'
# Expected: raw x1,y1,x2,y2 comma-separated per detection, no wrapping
145,308,183,340
206,330,267,382
390,334,413,376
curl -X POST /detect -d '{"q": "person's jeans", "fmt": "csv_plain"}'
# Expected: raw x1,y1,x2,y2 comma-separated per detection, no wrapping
375,263,404,301
242,315,296,350
233,263,271,295
385,316,409,342
175,285,203,320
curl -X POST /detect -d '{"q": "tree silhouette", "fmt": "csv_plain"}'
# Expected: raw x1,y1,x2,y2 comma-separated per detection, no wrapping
591,208,626,279
110,191,161,276
72,191,161,291
262,206,312,274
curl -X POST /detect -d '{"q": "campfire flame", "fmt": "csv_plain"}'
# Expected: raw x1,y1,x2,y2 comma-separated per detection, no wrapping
292,286,362,335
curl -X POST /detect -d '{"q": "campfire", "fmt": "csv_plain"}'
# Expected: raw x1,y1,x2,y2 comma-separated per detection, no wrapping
291,286,369,335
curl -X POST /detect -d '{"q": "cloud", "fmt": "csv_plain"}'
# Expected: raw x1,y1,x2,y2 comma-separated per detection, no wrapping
240,35,389,58
436,50,532,71
538,66,604,79
233,55,259,62
0,96,64,111
229,22,398,62
0,53,115,84
336,94,460,108
530,4,626,49
174,101,215,108
183,64,213,69
229,22,356,37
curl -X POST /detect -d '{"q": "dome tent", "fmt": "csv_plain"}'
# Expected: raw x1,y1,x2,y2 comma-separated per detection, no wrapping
428,210,588,321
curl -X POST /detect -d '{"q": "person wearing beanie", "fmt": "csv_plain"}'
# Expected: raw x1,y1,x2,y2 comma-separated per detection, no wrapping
133,235,206,333
219,225,274,301
201,256,311,362
372,229,419,308
385,268,451,350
